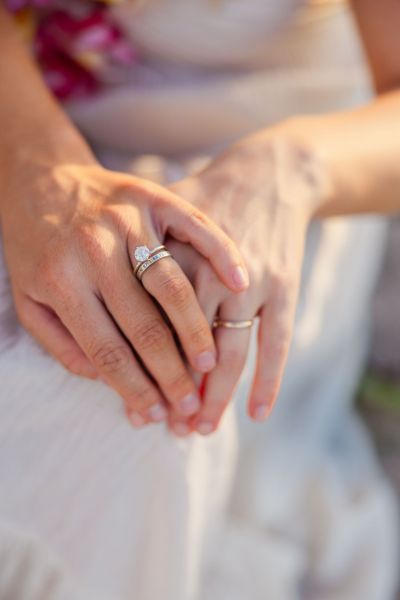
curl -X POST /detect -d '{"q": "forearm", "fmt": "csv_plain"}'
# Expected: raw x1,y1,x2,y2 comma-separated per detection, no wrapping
275,90,400,219
0,8,95,209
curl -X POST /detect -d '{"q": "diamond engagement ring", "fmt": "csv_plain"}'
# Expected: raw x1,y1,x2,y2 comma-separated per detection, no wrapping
133,245,172,281
213,318,254,329
134,244,164,264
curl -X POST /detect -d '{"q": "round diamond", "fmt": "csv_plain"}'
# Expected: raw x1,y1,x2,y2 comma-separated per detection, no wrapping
134,246,151,262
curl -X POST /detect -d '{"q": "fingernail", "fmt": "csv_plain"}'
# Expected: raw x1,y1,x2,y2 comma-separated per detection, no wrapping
197,422,214,436
130,412,146,428
173,423,190,437
254,405,268,422
196,351,216,373
181,393,200,415
232,265,249,290
148,404,167,422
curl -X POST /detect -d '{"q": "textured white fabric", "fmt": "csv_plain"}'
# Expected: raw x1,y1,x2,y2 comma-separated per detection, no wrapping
202,218,399,600
0,1,399,599
70,1,370,155
0,260,236,599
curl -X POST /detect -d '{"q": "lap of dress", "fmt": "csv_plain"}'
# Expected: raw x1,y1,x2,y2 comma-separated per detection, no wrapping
0,230,237,600
203,216,400,600
1,155,399,599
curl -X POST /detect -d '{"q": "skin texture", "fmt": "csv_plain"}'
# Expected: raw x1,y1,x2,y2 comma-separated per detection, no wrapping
2,2,400,435
167,133,324,435
163,0,400,435
169,92,400,435
168,98,400,435
0,7,249,427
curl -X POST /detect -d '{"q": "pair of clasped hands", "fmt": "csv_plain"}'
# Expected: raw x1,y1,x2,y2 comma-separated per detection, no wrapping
2,127,318,437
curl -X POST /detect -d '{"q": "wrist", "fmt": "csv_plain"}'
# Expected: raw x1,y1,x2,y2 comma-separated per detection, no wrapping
232,122,333,222
0,8,97,217
277,117,335,219
0,117,96,214
5,116,95,175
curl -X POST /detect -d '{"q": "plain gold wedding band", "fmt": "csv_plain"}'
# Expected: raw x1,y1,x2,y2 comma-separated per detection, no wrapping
213,318,254,329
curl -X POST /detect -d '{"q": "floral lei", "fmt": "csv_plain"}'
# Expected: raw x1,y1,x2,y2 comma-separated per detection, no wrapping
5,0,137,100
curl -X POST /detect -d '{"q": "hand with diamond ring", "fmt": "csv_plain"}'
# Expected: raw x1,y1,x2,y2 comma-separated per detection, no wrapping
0,7,251,429
1,156,249,426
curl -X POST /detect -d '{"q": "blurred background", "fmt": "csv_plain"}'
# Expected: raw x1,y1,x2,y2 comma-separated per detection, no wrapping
362,218,400,508
361,218,400,599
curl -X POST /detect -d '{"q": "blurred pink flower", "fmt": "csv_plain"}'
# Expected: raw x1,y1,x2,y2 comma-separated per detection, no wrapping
5,0,137,99
6,0,54,9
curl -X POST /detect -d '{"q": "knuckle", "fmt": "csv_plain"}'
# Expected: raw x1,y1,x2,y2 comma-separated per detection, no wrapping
76,226,107,267
101,204,130,236
187,209,210,229
35,252,66,292
270,268,297,296
189,323,211,348
140,179,168,206
34,250,79,306
218,347,246,371
128,384,158,409
165,369,190,395
133,319,171,353
91,342,130,374
269,269,287,291
221,235,234,254
159,275,192,309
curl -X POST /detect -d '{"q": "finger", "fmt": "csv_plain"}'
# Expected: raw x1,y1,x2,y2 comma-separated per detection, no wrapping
52,286,167,426
191,261,226,386
166,410,193,438
168,288,253,437
166,240,230,391
248,287,297,421
167,238,230,324
100,261,202,419
141,255,218,374
192,317,251,436
17,295,98,379
158,192,249,292
166,254,230,436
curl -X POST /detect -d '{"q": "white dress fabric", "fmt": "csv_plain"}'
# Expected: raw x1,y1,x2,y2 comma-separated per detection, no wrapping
0,1,399,599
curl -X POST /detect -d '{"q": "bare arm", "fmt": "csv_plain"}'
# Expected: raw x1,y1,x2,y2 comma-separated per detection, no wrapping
276,0,400,219
0,7,94,199
167,0,400,433
0,8,248,430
